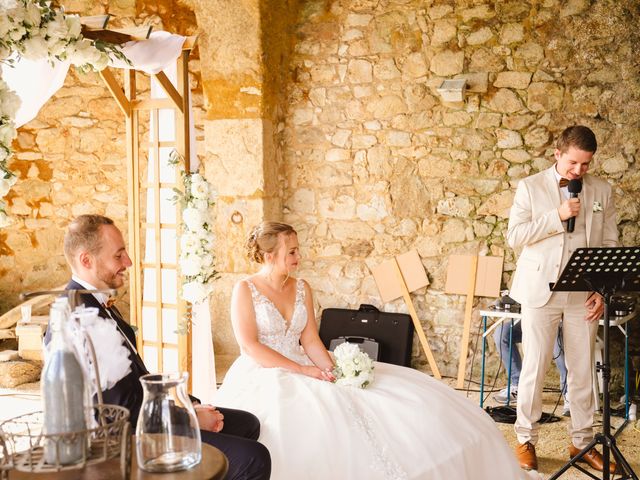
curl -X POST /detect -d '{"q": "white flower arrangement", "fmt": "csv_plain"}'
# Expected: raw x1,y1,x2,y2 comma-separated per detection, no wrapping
332,342,375,389
0,0,128,227
592,201,603,213
170,152,218,306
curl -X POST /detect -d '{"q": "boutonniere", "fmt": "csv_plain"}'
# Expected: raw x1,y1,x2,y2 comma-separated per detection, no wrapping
592,201,603,212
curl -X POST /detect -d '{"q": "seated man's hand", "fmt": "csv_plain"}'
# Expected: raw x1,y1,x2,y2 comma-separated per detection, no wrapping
194,404,224,432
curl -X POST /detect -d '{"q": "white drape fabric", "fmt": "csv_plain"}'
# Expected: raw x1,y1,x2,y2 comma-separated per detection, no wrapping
191,298,217,402
4,31,186,128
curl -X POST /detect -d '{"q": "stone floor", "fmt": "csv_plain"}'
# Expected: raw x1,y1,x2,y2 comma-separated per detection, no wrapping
1,378,638,479
451,377,640,480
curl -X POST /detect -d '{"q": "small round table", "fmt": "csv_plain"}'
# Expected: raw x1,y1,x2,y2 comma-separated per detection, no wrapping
8,441,228,480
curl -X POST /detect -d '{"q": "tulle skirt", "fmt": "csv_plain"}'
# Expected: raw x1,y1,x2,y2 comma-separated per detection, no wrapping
214,356,535,480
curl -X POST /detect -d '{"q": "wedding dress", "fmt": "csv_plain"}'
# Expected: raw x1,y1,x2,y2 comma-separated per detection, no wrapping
214,279,536,480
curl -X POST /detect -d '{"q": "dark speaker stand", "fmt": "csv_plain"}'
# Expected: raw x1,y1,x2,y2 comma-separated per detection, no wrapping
549,247,639,480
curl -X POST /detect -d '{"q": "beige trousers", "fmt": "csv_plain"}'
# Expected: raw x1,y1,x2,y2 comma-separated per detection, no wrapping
515,291,598,449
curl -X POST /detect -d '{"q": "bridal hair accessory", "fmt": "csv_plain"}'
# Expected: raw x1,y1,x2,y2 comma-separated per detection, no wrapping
332,342,375,389
593,201,603,212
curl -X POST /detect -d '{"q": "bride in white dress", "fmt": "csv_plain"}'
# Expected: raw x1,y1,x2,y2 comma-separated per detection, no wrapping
214,222,536,480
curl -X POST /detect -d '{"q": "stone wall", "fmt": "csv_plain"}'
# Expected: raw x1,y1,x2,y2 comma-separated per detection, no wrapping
0,0,202,316
2,0,639,382
282,0,640,376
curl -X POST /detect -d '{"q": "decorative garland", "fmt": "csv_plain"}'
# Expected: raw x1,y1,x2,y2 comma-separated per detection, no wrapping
0,0,128,227
170,151,218,306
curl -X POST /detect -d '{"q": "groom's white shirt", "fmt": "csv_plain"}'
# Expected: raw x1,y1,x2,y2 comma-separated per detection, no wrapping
507,165,618,308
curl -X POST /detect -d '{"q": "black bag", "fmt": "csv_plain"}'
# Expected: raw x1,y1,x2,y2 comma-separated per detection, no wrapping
319,304,414,367
329,336,381,361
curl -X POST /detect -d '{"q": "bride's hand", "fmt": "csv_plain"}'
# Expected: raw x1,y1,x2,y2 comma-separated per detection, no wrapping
300,365,332,381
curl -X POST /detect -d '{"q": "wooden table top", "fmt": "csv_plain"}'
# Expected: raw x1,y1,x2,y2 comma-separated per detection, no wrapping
7,440,228,480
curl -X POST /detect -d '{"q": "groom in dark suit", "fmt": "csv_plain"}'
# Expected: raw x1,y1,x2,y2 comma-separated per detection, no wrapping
52,214,271,480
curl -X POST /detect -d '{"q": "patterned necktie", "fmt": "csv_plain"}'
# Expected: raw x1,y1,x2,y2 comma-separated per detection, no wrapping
105,296,116,308
559,178,569,188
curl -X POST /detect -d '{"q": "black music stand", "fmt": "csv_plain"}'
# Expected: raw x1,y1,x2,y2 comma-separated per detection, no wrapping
549,247,640,480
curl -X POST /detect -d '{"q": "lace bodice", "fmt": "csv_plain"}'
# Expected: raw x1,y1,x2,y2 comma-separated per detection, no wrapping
246,279,311,364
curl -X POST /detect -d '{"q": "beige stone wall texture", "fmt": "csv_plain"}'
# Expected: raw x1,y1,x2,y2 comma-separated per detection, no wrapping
281,0,640,375
0,0,203,315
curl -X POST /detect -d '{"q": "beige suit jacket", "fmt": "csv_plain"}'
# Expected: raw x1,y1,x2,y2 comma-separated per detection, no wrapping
507,166,618,308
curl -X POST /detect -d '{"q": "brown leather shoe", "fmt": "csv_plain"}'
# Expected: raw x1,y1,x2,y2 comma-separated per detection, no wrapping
515,442,538,470
569,445,617,473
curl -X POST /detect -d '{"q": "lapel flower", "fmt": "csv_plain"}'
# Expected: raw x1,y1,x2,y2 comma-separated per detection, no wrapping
592,201,603,213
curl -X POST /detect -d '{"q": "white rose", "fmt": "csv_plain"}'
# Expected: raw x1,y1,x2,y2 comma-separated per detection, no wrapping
180,255,203,277
182,281,208,304
0,175,17,197
67,39,102,67
0,15,11,39
0,123,17,147
0,178,12,197
0,0,18,11
46,13,68,41
0,88,21,118
91,51,109,71
20,35,49,60
65,15,82,39
25,2,43,28
182,207,206,232
180,231,201,252
9,25,27,42
0,147,9,163
190,175,210,200
7,5,25,24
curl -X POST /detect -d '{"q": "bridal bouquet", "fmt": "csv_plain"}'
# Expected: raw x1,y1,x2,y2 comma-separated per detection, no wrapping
332,342,375,389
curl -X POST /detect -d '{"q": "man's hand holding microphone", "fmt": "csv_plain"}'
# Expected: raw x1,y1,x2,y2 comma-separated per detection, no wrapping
558,179,583,233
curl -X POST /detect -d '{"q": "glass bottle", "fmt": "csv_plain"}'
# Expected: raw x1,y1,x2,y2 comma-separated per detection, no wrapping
136,372,201,472
42,304,87,465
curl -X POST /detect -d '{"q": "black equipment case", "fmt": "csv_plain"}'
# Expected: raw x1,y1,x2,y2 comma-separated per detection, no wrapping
319,304,414,367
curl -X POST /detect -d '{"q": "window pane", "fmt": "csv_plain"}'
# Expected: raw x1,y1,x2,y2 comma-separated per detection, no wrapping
159,147,177,184
158,109,176,142
159,188,177,224
143,229,155,263
161,269,177,304
142,268,156,302
160,229,177,264
162,308,178,344
145,189,155,223
143,346,158,373
147,148,155,182
141,306,158,342
162,348,178,374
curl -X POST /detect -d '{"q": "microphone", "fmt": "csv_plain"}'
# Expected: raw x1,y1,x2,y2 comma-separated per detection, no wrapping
567,179,582,233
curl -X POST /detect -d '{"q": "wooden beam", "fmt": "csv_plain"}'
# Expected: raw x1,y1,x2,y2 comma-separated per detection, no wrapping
131,98,177,111
82,27,132,45
456,255,479,389
183,35,198,50
176,50,192,390
99,68,131,116
392,259,442,379
79,15,110,29
153,71,184,113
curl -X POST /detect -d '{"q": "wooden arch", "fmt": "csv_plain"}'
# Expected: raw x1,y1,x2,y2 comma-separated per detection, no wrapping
96,33,198,386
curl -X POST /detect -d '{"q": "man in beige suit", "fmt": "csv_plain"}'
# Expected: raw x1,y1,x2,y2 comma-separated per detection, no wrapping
507,126,618,473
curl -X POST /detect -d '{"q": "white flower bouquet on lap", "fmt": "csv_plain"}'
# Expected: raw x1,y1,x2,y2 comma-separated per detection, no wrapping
332,342,375,389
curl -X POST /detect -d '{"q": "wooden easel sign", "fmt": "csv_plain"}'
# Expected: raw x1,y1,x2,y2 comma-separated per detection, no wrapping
372,249,441,379
445,254,503,388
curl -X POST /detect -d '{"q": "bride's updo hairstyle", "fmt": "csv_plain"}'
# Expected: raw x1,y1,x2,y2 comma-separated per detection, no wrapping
246,221,297,264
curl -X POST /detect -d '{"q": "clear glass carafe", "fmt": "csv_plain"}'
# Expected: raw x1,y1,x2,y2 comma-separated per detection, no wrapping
135,372,201,472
